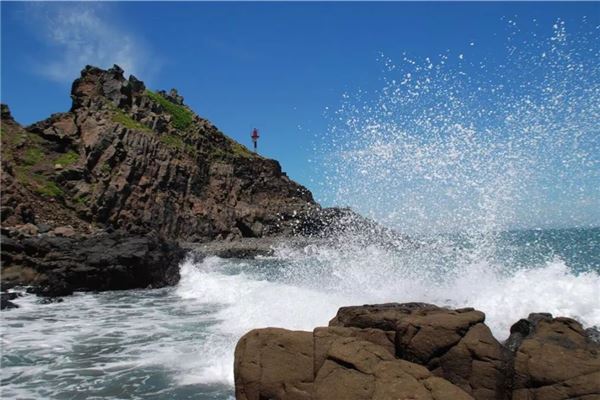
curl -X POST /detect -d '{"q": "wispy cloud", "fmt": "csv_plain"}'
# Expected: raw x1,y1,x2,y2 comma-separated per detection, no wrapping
25,3,157,83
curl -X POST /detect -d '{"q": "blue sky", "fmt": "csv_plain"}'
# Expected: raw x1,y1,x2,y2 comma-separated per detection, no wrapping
2,2,599,230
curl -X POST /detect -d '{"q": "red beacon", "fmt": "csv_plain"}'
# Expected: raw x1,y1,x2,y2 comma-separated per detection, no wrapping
251,128,260,152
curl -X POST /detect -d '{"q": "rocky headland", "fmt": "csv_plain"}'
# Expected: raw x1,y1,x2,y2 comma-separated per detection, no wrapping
1,64,382,303
234,303,600,400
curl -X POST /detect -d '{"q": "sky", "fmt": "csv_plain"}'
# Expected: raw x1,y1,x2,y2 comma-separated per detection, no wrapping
2,2,599,231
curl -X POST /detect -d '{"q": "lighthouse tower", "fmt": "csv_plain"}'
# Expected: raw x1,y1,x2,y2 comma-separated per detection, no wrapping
251,128,260,152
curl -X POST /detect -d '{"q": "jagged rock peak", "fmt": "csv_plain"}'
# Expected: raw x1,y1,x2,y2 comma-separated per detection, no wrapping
157,89,184,105
71,64,146,110
1,103,14,121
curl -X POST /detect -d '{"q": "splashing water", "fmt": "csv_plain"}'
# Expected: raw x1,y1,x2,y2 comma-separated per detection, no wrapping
316,19,599,237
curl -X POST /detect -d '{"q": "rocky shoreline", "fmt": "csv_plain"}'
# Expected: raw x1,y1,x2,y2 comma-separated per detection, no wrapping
234,303,600,400
1,226,185,300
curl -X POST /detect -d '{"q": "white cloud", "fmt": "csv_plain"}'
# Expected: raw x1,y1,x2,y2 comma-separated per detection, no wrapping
27,3,156,83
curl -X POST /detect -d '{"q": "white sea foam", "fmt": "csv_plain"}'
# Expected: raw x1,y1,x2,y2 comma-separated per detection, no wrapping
174,246,600,386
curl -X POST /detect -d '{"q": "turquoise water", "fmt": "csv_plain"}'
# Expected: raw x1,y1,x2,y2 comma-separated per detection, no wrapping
1,228,599,400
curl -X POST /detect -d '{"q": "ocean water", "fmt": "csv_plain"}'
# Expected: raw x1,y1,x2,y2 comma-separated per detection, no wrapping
1,228,600,400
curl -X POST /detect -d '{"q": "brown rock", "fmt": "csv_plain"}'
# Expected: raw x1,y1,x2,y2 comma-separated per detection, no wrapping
233,305,600,400
329,302,440,330
509,313,600,400
51,225,76,237
394,307,485,362
12,223,39,237
313,337,474,400
330,303,508,400
313,326,395,376
437,323,509,399
234,328,314,400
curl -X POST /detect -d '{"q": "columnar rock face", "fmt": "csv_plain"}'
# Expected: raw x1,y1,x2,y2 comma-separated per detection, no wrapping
234,303,600,400
1,65,316,243
1,65,325,295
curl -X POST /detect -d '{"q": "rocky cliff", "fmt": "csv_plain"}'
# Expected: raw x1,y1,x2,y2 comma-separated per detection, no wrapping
0,64,335,298
1,65,316,242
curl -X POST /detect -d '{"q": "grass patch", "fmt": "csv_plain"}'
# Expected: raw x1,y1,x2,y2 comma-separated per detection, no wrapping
100,162,112,175
146,90,194,130
36,180,64,198
112,110,152,132
23,147,44,166
160,134,183,149
74,195,89,205
159,134,196,154
55,150,79,166
230,141,253,158
160,134,185,150
15,166,64,198
208,142,255,161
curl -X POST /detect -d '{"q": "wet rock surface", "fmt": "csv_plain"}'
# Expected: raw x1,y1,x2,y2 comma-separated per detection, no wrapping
508,313,600,400
234,303,600,400
0,292,19,310
1,228,185,297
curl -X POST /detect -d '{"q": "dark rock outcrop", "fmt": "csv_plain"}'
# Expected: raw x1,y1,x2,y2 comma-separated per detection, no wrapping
234,303,600,400
1,292,19,310
1,228,185,296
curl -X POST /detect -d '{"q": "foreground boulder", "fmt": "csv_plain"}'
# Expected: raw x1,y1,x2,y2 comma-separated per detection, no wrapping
235,327,473,400
1,229,185,297
314,336,473,400
331,303,509,399
508,313,600,400
234,303,600,400
234,328,314,400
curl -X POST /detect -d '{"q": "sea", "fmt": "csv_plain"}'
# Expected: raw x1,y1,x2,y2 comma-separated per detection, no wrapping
1,228,599,399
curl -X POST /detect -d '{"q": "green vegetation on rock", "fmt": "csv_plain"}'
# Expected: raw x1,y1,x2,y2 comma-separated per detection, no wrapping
230,141,253,158
23,147,44,166
208,141,255,161
100,162,112,175
160,134,196,154
36,179,64,198
74,195,89,206
146,90,193,130
55,150,80,166
15,166,64,198
112,110,152,132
